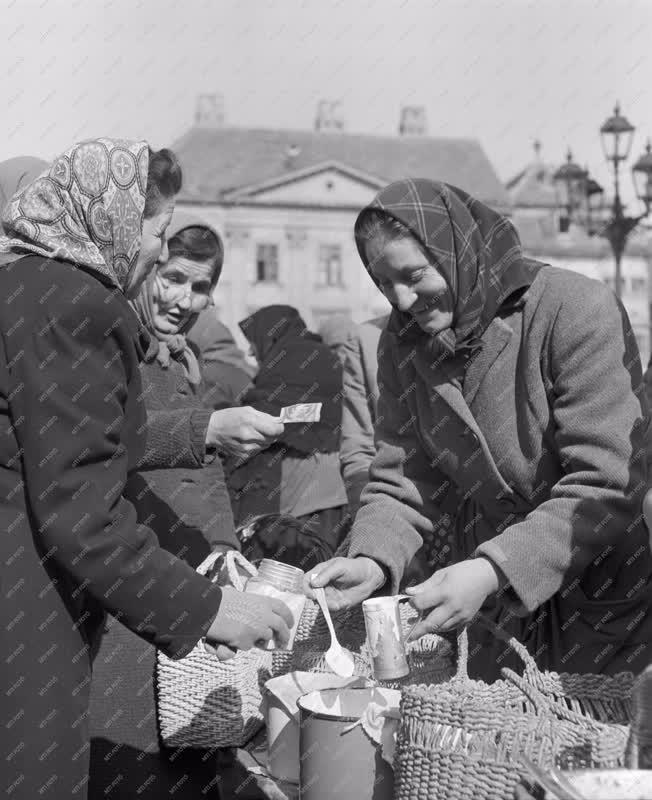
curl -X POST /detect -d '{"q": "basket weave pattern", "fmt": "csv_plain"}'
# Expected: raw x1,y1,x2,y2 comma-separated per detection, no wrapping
156,551,454,749
393,616,633,800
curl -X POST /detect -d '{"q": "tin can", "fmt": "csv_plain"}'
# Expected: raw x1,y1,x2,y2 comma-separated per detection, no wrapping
362,596,410,681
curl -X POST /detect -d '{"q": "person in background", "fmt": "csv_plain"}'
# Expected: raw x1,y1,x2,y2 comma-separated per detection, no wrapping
228,305,350,557
90,210,271,798
189,309,256,409
326,315,390,515
0,156,49,233
310,178,652,683
0,140,292,800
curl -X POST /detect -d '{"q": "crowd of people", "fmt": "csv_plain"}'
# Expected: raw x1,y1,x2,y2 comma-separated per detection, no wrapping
1,143,651,800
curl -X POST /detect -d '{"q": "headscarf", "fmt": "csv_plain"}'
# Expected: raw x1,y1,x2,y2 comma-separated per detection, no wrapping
0,138,150,291
188,312,257,378
0,157,50,235
239,305,342,454
130,210,223,386
354,179,541,363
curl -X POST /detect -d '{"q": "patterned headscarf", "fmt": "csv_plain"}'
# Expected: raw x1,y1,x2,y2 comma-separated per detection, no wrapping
130,211,223,387
354,179,540,360
0,138,149,292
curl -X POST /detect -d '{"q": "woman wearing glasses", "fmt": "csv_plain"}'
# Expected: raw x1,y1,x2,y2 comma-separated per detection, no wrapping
89,211,284,798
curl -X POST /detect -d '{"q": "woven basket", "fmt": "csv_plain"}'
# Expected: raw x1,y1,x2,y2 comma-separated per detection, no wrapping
393,616,631,800
156,552,455,749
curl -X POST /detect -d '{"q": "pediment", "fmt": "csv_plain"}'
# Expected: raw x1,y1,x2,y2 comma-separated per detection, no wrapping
222,161,384,207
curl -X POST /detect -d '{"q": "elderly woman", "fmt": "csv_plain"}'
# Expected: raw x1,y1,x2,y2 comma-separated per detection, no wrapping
0,156,49,232
0,141,292,800
310,178,652,682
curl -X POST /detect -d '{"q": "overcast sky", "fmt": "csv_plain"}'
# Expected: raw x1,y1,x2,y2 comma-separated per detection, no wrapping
2,0,652,203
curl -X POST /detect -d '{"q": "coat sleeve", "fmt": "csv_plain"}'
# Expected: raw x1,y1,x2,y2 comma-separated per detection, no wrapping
136,406,213,470
476,284,649,613
339,334,377,512
346,334,450,591
4,294,222,659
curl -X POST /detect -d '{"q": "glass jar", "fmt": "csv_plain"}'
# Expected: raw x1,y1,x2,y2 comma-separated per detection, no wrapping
244,559,307,650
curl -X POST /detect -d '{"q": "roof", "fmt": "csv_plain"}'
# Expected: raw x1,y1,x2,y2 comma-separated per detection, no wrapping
171,125,510,208
507,161,559,208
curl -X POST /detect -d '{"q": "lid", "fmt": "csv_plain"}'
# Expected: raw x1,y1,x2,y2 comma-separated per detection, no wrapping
257,559,305,593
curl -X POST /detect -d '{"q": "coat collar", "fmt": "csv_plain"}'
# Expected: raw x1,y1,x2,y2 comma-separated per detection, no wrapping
463,315,514,408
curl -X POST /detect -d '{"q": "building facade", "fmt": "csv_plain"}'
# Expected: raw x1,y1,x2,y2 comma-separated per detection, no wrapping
173,97,510,350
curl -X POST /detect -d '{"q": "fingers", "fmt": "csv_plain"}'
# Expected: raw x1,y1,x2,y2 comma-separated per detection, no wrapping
406,608,461,641
308,558,350,588
270,598,295,630
254,627,274,649
247,408,285,437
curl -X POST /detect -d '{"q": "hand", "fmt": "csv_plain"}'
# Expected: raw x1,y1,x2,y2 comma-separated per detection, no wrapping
206,407,284,462
206,586,294,651
405,558,501,639
305,557,386,612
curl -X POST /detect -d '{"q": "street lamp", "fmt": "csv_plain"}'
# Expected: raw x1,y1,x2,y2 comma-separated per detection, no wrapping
553,104,652,300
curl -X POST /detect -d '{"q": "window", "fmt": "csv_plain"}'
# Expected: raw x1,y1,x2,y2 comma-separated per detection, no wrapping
603,276,626,294
631,277,646,294
317,244,343,287
256,244,279,283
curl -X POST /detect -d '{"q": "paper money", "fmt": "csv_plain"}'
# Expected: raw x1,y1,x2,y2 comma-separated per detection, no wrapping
279,402,322,423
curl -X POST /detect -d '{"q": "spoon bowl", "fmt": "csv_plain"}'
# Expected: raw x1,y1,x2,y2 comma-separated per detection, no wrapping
313,587,355,677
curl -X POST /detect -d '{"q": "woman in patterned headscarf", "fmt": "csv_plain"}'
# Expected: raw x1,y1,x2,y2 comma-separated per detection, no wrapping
309,178,652,682
0,140,292,800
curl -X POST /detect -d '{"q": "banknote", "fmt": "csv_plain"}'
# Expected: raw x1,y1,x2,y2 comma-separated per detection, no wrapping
279,402,322,423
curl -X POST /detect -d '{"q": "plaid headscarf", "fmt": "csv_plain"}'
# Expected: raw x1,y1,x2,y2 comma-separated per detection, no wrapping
0,138,149,292
354,179,541,361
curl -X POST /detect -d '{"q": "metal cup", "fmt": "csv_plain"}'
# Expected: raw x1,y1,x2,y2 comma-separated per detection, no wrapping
362,596,410,681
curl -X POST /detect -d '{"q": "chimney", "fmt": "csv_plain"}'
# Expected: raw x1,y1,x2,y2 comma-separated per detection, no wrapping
195,93,225,128
399,106,427,136
315,100,344,133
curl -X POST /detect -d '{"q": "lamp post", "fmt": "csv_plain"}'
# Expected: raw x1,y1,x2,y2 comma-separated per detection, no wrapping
553,104,652,300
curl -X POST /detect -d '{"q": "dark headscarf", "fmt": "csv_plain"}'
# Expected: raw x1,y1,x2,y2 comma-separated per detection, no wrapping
130,210,223,386
239,305,342,454
0,157,49,235
354,179,541,363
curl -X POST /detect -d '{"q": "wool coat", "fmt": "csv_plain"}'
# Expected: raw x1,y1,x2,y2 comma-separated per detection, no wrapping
0,256,222,800
348,266,652,681
339,316,388,512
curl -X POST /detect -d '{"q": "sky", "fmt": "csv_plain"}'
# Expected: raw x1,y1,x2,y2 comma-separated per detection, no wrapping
2,0,652,203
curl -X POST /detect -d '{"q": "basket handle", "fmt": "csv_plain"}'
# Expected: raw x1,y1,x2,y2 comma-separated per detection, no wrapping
501,666,605,730
454,613,545,686
196,549,258,591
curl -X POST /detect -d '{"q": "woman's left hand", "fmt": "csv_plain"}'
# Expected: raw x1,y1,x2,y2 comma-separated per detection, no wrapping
405,558,501,640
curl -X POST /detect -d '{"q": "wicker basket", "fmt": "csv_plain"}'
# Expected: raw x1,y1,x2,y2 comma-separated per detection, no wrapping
393,616,631,800
156,551,455,749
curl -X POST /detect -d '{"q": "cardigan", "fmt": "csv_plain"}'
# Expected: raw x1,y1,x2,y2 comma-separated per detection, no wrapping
348,266,652,679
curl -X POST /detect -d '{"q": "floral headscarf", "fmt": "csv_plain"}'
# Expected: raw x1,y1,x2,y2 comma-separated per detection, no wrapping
354,178,541,361
0,138,149,292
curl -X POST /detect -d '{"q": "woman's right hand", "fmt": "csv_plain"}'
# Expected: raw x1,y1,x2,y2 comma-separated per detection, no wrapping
206,586,293,652
206,406,284,462
305,557,386,611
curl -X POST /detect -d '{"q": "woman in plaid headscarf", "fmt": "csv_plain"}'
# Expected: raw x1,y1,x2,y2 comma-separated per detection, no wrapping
309,178,652,682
